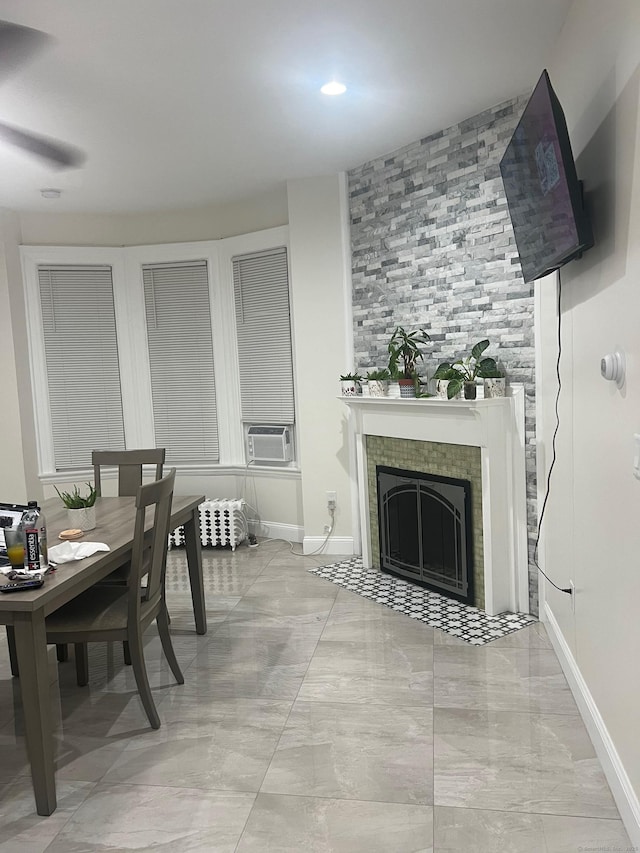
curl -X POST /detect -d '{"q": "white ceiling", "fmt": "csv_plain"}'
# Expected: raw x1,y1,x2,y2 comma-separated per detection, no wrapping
0,0,571,214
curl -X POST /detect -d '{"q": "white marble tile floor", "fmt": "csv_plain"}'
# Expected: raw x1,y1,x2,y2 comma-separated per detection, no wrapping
0,541,631,851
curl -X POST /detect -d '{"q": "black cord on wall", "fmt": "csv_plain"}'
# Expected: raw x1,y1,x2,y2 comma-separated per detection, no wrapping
533,268,572,596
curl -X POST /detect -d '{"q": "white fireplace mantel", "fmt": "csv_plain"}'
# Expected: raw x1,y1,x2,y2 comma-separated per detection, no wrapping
343,385,529,616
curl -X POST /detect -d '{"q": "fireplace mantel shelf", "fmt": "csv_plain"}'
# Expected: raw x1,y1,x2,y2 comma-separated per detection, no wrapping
343,384,528,616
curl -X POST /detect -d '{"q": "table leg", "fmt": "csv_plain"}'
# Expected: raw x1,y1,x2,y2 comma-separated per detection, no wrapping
13,611,57,815
183,507,207,635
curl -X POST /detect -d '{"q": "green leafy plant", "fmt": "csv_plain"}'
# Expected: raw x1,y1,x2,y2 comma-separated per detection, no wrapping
55,483,97,509
366,368,391,381
339,372,363,382
387,327,431,380
433,340,498,399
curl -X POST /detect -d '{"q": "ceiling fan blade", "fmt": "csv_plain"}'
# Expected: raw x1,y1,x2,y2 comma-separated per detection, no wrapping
0,120,85,168
0,20,50,80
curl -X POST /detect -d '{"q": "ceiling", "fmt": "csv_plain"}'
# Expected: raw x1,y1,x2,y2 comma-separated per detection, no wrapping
0,0,571,214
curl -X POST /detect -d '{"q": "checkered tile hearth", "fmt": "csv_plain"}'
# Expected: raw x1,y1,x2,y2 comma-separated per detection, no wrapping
308,558,536,645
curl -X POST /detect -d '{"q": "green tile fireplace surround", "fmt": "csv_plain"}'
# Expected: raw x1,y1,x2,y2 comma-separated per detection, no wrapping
366,435,485,610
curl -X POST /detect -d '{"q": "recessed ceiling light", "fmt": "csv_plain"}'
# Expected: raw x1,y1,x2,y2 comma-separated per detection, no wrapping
40,188,61,199
321,81,346,96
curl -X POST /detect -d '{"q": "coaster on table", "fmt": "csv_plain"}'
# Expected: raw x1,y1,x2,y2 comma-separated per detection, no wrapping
58,529,84,541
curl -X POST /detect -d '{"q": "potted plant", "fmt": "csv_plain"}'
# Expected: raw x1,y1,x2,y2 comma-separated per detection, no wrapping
339,372,362,396
387,326,431,398
432,365,462,399
366,368,391,397
433,340,497,400
482,364,506,398
55,483,98,531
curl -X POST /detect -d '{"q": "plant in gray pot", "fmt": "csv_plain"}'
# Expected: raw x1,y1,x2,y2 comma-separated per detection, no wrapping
387,326,431,398
433,340,497,400
55,483,98,531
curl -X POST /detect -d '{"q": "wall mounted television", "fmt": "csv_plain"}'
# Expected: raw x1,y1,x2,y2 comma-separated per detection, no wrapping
499,69,594,283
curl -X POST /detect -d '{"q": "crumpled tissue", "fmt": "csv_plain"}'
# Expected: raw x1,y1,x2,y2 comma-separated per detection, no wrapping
47,541,110,564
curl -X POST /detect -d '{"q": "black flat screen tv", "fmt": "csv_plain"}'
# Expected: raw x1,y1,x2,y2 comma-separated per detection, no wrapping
499,69,593,283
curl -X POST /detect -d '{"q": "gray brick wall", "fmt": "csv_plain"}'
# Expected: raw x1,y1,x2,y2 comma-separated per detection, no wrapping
348,95,540,615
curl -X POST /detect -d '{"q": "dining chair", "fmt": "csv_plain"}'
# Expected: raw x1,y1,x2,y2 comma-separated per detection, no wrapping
54,448,167,667
45,469,183,729
92,448,165,498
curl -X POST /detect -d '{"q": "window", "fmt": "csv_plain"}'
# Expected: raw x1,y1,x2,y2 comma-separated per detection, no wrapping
22,227,294,478
38,265,125,471
142,261,219,464
233,247,295,425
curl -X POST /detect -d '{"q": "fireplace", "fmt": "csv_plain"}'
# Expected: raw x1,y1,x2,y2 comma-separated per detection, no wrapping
342,389,529,616
377,465,474,605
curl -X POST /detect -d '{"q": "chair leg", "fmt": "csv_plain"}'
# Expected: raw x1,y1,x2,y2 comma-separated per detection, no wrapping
6,627,19,677
157,605,184,685
56,644,69,662
128,629,160,729
123,641,132,665
74,643,89,686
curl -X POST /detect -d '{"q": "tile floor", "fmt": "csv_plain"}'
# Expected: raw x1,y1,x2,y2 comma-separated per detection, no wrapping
0,542,632,852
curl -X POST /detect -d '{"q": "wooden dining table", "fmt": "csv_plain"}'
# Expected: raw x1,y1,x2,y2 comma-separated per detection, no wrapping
0,493,206,816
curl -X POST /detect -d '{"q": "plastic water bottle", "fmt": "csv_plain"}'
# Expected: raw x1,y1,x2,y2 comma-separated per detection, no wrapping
21,501,48,572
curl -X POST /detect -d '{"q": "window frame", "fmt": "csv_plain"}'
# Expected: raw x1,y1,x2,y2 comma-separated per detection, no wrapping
20,226,295,481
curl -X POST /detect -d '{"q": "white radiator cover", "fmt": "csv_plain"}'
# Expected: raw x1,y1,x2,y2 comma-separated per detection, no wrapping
170,498,248,551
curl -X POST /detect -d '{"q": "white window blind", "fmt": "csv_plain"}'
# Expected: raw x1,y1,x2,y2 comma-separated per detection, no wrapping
142,261,219,464
38,265,125,471
233,247,295,424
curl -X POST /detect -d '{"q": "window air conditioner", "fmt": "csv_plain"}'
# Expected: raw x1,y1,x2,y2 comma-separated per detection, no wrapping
246,426,293,463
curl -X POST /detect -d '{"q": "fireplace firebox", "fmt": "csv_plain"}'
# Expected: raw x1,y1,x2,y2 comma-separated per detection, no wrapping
377,465,474,605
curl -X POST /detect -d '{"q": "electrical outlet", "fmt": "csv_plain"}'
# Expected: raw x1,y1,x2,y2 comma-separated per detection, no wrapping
569,580,575,613
326,491,337,509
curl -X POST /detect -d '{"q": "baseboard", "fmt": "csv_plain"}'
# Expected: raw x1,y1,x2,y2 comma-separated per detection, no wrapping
247,520,303,543
544,603,640,846
302,535,355,556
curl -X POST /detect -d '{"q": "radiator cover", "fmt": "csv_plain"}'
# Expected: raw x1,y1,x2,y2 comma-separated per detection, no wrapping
170,498,248,551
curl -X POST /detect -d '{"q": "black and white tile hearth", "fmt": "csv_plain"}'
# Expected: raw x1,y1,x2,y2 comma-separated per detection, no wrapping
308,559,535,645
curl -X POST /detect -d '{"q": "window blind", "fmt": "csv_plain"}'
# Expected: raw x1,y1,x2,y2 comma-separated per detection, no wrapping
38,265,125,471
232,247,295,424
142,261,219,464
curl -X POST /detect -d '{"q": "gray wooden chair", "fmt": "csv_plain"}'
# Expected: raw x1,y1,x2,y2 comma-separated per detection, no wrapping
92,448,165,498
55,448,167,667
45,469,183,729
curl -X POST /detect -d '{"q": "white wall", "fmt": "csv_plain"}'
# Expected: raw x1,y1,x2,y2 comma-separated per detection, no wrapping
0,211,41,503
18,185,288,246
287,175,355,554
539,0,640,839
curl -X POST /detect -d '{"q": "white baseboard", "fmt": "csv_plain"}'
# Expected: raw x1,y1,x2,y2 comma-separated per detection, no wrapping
302,535,355,556
248,520,303,543
544,603,640,846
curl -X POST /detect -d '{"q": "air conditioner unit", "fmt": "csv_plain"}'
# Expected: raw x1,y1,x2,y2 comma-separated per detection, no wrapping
246,425,293,463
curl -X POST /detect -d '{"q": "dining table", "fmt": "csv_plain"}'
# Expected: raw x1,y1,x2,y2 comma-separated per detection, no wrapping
0,493,206,816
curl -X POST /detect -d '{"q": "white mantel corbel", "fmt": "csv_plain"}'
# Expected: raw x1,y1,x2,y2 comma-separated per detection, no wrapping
342,385,529,616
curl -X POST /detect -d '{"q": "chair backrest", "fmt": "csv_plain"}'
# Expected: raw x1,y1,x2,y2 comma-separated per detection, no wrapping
92,448,165,497
128,468,176,621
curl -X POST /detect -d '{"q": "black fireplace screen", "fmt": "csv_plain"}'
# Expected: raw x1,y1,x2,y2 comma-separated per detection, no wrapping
377,465,474,604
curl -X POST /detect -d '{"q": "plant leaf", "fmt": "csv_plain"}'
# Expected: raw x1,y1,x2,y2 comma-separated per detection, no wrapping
471,339,490,360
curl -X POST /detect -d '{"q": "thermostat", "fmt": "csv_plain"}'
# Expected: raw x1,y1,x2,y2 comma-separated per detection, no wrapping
600,350,625,388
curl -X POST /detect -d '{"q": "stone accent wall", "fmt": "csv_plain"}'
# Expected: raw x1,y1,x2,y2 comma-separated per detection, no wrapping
366,436,484,610
348,95,540,615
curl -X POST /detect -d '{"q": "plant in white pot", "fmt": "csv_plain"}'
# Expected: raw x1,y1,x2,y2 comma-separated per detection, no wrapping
387,326,431,398
366,368,391,397
55,483,98,531
339,372,362,396
482,364,506,398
